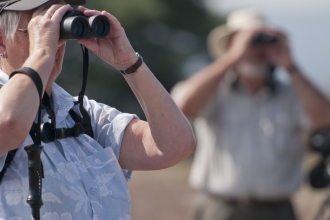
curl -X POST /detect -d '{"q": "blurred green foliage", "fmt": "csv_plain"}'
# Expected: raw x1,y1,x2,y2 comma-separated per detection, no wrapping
57,0,225,119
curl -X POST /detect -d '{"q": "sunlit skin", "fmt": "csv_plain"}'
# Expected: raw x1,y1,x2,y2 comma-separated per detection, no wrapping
0,2,196,171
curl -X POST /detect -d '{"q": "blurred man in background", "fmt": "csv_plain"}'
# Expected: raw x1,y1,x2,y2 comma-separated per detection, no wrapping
171,8,330,220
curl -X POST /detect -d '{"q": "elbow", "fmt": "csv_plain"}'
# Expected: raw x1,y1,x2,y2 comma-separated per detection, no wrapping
184,133,197,157
158,130,196,169
175,129,196,160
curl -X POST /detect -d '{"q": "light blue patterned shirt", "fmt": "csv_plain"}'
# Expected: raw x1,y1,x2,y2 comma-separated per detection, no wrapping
0,70,136,220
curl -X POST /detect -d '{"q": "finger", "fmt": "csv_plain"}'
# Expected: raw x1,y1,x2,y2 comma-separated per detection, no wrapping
76,38,99,52
77,6,101,16
101,11,123,32
77,7,121,33
48,4,73,23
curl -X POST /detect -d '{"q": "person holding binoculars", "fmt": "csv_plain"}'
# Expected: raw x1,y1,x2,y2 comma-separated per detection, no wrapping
171,8,330,220
0,0,196,219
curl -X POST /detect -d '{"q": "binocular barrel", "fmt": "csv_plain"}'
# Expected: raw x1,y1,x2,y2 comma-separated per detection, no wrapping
60,10,111,39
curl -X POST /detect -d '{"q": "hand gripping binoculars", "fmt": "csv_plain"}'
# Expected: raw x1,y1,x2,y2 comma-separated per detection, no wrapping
60,10,111,39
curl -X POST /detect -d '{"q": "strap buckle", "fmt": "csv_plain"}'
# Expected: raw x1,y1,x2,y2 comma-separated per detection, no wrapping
56,124,84,139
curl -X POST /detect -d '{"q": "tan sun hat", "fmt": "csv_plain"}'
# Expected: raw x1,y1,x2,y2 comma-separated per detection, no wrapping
207,8,269,59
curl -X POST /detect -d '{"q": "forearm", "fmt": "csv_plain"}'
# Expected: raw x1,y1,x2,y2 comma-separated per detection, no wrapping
123,63,196,167
0,51,54,155
288,64,330,129
173,54,235,118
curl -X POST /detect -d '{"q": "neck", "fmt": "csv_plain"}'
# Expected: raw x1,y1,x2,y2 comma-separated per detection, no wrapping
240,75,267,94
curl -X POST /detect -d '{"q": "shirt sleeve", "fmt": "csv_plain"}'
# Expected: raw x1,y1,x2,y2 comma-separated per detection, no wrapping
85,99,138,180
86,99,138,159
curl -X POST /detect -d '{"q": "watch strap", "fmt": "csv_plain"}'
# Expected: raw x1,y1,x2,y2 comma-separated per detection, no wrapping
119,53,143,75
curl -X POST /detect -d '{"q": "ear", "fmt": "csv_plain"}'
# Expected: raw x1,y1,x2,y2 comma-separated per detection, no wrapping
0,32,5,56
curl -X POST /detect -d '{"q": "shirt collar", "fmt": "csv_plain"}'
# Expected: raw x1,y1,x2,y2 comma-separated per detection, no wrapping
51,83,76,126
0,69,9,85
224,71,273,100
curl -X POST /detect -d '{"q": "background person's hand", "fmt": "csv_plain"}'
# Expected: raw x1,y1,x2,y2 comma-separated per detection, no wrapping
264,31,294,69
224,29,260,62
76,6,137,71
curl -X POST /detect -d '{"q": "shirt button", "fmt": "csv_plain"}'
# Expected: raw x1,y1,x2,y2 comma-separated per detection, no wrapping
90,188,97,195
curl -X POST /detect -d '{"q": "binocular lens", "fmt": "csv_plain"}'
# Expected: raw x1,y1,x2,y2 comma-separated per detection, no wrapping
89,15,111,38
60,16,90,39
72,18,89,39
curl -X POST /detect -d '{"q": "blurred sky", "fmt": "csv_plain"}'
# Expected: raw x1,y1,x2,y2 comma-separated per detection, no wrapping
203,0,330,95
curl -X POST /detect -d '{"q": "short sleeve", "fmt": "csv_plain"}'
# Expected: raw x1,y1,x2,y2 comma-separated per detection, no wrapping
170,82,187,107
86,99,138,160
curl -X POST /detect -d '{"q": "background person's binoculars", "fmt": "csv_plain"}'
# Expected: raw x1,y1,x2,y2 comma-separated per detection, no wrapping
251,33,278,45
60,10,111,39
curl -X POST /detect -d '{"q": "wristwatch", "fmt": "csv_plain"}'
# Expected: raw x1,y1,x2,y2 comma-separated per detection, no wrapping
119,53,144,75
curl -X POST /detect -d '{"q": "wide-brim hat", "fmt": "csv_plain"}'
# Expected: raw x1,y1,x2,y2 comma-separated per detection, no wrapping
207,8,269,59
0,0,86,14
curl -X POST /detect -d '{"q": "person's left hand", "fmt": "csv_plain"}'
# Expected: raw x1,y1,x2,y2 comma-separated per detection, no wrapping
264,30,294,69
76,6,137,71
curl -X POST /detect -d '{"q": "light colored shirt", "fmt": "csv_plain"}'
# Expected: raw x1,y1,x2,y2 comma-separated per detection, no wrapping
0,70,136,220
172,79,310,200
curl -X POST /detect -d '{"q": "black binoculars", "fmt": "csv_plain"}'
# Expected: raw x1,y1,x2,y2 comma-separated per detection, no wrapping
60,10,111,39
251,33,278,45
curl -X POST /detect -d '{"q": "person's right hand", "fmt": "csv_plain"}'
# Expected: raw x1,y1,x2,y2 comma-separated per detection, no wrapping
224,29,260,62
27,3,72,57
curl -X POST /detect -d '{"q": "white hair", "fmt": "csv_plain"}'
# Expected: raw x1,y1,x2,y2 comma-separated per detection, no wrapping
0,10,21,41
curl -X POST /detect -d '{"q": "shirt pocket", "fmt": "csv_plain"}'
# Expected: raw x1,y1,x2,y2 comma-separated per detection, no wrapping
84,147,131,203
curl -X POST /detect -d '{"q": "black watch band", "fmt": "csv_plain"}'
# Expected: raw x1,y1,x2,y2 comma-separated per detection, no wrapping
119,53,144,75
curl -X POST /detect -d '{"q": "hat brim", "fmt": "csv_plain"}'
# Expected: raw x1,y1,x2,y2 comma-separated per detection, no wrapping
207,25,236,59
4,0,50,11
4,0,86,11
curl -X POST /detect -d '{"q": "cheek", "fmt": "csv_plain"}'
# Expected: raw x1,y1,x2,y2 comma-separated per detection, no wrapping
7,41,30,68
9,50,29,68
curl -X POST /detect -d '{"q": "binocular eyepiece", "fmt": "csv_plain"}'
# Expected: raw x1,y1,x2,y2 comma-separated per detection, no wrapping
60,10,111,39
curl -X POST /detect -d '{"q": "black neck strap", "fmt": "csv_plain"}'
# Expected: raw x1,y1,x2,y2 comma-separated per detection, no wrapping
77,44,89,109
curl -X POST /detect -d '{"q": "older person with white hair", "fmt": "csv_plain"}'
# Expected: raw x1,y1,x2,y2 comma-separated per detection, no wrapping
172,8,330,220
0,0,196,219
